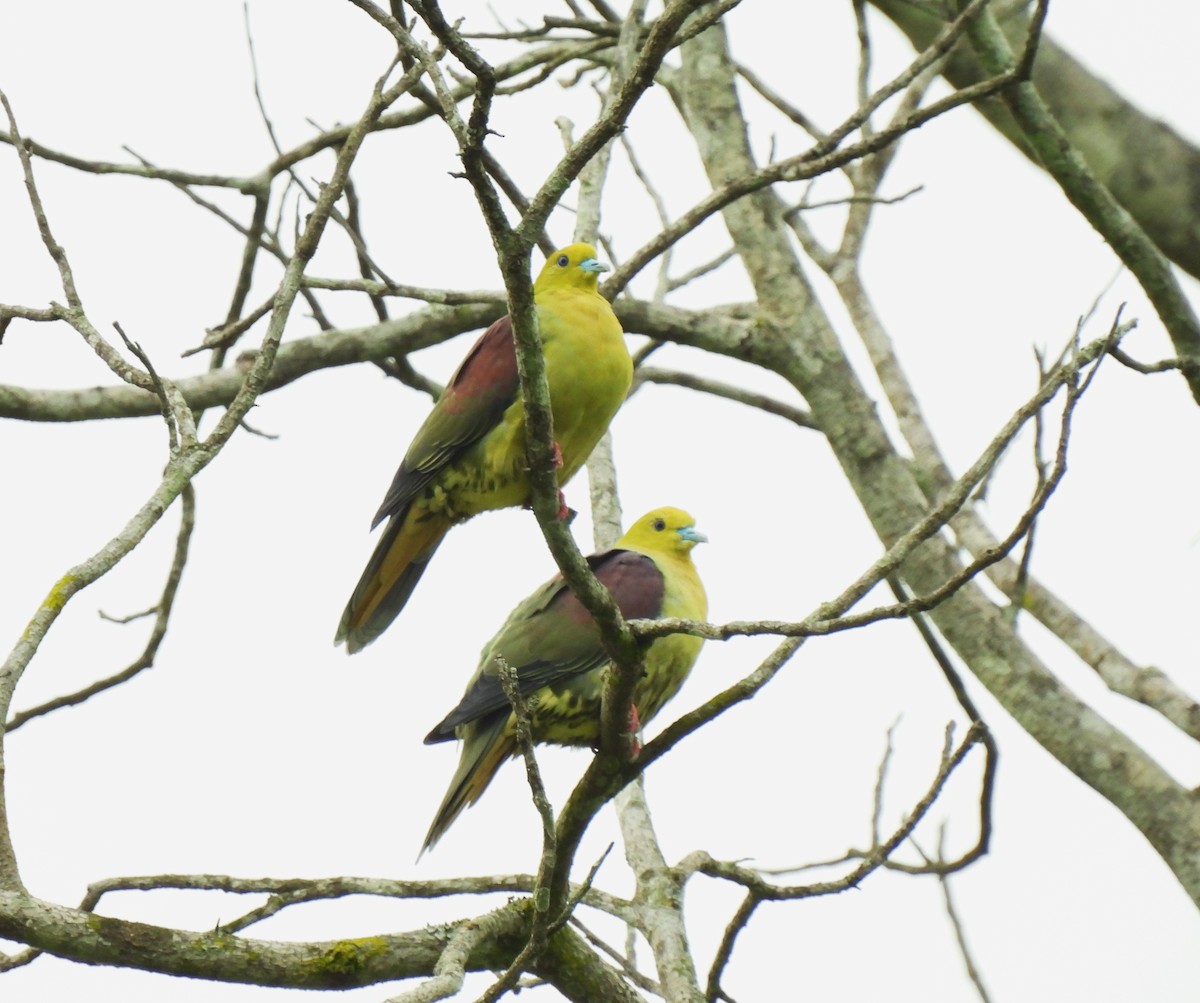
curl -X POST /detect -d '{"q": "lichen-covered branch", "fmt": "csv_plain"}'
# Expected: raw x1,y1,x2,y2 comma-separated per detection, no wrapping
0,299,755,423
6,484,196,733
870,0,1200,283
677,17,1200,908
962,4,1200,403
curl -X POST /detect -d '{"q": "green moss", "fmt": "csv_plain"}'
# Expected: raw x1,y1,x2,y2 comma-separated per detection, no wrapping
300,936,389,987
209,933,239,952
25,574,77,637
45,574,76,610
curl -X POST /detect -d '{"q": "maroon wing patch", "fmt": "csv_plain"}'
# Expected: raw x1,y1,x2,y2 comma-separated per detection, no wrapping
425,549,665,741
371,315,519,528
559,550,665,624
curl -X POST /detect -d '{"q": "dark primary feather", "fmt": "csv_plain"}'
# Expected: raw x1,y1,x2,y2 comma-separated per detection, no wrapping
424,549,665,743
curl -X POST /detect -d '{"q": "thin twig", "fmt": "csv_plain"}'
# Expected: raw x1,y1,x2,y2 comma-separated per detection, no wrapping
917,830,994,1003
7,485,197,733
477,656,558,1003
632,367,818,430
698,721,985,997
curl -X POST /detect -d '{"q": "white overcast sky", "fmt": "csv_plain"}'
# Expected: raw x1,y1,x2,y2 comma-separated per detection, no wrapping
2,2,1200,1001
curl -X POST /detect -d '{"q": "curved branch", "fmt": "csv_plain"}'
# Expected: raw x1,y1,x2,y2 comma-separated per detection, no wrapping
6,484,197,733
677,16,1200,909
604,0,1018,299
0,40,605,190
632,366,817,429
963,5,1200,403
869,0,1200,282
0,53,421,899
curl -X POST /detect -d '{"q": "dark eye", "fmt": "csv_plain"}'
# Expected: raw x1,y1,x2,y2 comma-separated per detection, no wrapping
556,254,569,267
653,518,666,531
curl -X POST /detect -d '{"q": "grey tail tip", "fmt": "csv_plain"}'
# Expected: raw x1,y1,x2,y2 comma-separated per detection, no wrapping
417,827,443,860
421,800,464,856
333,614,369,654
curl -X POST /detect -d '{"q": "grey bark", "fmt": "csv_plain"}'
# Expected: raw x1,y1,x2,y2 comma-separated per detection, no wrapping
676,20,1200,906
871,0,1200,282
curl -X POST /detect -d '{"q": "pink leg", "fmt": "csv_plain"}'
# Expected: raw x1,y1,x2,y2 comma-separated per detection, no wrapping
524,441,571,517
551,442,571,518
589,705,643,756
627,704,642,757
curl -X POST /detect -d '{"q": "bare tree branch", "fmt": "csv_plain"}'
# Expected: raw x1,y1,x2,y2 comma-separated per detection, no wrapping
964,3,1200,403
7,484,197,733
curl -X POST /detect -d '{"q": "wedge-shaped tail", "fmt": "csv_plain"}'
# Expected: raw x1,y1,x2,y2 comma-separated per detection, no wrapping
422,715,514,853
335,511,450,653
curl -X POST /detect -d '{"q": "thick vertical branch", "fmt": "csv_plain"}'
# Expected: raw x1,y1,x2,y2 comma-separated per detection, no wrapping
615,780,703,1003
675,20,1200,906
961,4,1200,403
869,0,1200,283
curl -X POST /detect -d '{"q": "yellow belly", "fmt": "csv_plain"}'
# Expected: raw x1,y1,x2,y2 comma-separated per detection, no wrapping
417,290,630,523
519,629,704,748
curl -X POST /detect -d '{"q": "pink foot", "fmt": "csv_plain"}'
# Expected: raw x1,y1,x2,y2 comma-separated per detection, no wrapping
627,704,642,757
522,490,574,521
591,705,642,756
523,442,569,516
